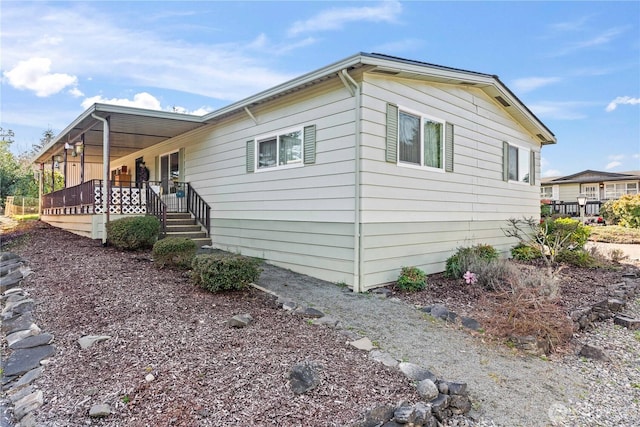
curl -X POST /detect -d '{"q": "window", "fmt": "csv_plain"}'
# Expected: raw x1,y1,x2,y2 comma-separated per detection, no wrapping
246,125,316,173
540,186,553,199
581,184,598,200
397,110,445,169
604,182,638,199
257,129,302,170
503,142,533,184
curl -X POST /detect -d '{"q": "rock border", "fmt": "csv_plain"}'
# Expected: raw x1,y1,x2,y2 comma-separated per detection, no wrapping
250,283,474,426
1,252,56,427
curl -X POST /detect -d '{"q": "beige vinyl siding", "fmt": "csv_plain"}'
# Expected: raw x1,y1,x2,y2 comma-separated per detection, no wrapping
358,73,541,290
185,77,358,284
65,162,103,186
361,220,512,287
557,183,581,202
213,219,354,285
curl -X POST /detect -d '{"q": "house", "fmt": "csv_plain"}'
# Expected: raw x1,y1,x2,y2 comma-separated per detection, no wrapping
541,170,640,202
541,170,640,217
32,52,556,292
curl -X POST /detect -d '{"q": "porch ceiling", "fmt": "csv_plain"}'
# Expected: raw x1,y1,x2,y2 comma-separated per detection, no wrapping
34,104,205,165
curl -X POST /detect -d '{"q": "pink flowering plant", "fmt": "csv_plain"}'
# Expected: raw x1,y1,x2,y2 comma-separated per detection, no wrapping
463,271,477,285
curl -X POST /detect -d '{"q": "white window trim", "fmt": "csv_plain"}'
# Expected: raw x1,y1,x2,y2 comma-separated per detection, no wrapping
396,105,446,173
253,126,305,173
506,141,531,185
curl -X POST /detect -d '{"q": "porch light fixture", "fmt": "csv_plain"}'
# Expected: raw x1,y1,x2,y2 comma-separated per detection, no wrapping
75,143,84,154
54,154,63,162
577,194,587,222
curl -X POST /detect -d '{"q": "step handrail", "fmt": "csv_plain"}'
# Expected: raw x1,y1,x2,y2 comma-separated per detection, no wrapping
186,184,211,237
146,185,167,236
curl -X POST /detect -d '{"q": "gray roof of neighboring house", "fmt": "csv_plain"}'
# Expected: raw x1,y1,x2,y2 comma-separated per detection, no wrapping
541,169,640,184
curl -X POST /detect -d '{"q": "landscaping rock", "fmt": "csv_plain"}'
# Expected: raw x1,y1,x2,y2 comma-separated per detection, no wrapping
89,403,111,418
3,345,56,377
613,314,640,330
349,337,374,351
78,335,111,349
416,378,439,401
10,333,54,349
398,362,437,382
578,344,611,362
461,316,482,331
227,313,254,328
354,403,395,427
288,361,322,394
13,390,43,420
293,306,324,318
369,350,398,368
310,315,340,328
6,324,41,347
2,312,34,335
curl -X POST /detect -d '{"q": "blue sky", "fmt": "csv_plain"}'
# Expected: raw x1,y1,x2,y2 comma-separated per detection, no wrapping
1,0,639,177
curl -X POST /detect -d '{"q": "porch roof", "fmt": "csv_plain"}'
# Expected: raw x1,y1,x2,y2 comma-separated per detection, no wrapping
33,103,205,165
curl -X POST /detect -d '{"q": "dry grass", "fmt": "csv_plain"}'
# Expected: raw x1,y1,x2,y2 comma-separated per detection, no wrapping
588,225,640,244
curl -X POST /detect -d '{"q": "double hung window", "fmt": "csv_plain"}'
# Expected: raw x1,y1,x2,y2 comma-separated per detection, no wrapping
398,110,445,169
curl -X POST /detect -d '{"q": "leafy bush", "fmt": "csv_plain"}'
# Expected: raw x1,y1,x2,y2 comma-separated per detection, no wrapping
601,194,640,228
555,249,598,268
152,237,197,269
511,244,543,261
445,244,499,279
191,253,261,293
504,217,590,266
106,216,160,250
396,266,427,292
541,217,590,249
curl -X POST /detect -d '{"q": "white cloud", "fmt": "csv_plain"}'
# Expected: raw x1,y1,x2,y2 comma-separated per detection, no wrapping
81,92,162,110
527,101,589,120
3,57,78,97
511,77,561,94
68,87,84,97
0,4,298,102
542,169,562,178
605,96,640,112
171,105,213,116
288,0,402,37
605,161,622,170
551,27,627,57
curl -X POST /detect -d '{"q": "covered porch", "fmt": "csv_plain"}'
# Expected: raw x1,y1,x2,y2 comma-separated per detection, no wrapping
33,103,212,242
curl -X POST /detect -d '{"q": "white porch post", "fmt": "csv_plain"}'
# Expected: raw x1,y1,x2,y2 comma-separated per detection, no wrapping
92,114,110,245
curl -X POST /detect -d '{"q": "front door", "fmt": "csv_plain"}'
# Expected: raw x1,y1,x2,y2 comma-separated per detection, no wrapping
160,151,180,194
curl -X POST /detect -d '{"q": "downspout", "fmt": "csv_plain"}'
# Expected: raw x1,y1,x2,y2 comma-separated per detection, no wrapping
340,69,363,293
92,113,110,246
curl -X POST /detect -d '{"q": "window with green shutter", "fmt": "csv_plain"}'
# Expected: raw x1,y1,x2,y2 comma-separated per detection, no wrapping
246,125,316,172
386,103,454,171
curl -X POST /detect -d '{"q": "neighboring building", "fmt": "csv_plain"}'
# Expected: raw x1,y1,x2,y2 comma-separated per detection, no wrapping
541,170,640,202
32,52,556,291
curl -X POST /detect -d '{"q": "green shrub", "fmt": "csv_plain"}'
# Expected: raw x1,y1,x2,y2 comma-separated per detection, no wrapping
555,249,598,268
511,244,543,261
540,202,552,217
191,253,262,293
541,217,590,250
106,216,160,250
445,244,499,279
601,194,640,229
396,266,427,292
152,237,197,269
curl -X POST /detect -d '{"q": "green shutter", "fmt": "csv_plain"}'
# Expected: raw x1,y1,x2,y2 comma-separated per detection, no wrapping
303,125,316,164
529,150,536,185
386,103,398,163
445,122,454,172
502,141,509,182
246,140,255,173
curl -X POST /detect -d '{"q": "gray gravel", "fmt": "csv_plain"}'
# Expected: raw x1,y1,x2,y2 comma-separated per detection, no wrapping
256,263,640,427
